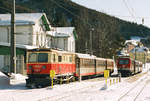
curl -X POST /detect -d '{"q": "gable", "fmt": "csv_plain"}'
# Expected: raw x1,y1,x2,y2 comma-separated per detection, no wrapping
41,15,50,31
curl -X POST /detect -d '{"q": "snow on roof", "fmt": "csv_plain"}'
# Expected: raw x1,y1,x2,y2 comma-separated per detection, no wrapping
0,20,35,26
0,13,46,26
76,53,96,59
46,31,56,36
55,27,74,35
54,33,70,37
96,57,106,61
47,27,74,37
0,42,38,50
125,40,138,46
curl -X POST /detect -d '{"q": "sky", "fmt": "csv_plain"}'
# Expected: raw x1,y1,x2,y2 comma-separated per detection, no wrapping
71,0,150,28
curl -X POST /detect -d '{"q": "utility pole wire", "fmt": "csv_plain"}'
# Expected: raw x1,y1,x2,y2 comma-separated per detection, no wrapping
122,0,137,22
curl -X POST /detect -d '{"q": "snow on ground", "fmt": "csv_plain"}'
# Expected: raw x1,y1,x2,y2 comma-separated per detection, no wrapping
0,63,150,101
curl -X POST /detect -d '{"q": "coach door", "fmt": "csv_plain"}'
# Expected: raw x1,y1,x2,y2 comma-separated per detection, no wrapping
50,52,58,74
58,54,63,75
75,57,80,77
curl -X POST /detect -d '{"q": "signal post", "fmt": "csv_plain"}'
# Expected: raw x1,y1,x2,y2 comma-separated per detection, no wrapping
50,70,55,89
104,70,110,86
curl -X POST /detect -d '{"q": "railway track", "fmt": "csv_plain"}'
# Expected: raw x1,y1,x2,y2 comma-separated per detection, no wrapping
40,72,149,101
38,77,105,101
118,73,150,101
124,72,147,83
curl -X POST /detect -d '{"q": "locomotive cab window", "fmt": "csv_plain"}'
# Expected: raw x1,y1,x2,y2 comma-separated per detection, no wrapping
119,59,129,64
28,53,37,63
38,53,48,62
28,53,48,63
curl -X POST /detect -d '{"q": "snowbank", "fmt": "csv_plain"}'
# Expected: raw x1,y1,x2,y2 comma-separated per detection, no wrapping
142,63,150,73
10,73,27,81
0,71,10,86
10,73,28,85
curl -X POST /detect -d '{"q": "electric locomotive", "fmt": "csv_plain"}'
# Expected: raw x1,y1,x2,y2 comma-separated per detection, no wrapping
26,48,76,87
117,56,142,76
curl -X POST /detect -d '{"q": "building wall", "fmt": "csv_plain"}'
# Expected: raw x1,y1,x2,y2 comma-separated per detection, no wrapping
0,25,33,45
127,44,135,53
0,55,4,69
52,36,75,52
0,27,10,43
129,52,147,63
33,19,47,47
53,37,66,50
0,21,47,48
16,25,33,45
1,55,25,74
68,35,75,52
46,35,52,48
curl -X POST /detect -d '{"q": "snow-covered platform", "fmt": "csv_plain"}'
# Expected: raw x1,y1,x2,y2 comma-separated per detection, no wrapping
0,71,10,86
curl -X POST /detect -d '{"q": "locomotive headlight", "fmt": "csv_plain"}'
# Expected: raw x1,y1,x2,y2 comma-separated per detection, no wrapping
42,65,46,69
29,65,32,69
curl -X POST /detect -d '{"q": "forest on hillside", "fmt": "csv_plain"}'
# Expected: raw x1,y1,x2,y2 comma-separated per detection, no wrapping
0,0,150,58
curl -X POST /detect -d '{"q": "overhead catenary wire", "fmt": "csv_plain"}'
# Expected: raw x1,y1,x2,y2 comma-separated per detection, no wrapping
122,0,148,39
112,15,150,19
122,0,137,22
127,0,137,19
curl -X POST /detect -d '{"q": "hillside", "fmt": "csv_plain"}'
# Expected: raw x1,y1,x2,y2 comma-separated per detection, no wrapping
1,0,150,58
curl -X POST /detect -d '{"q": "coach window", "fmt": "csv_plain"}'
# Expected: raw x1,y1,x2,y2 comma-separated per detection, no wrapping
58,56,62,62
63,56,65,62
53,54,56,62
48,53,51,62
69,56,72,62
28,53,37,63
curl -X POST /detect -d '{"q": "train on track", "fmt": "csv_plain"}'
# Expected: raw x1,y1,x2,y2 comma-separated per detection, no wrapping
26,48,114,88
117,56,143,76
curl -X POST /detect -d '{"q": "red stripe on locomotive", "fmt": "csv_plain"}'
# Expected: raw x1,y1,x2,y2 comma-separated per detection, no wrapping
27,63,76,75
